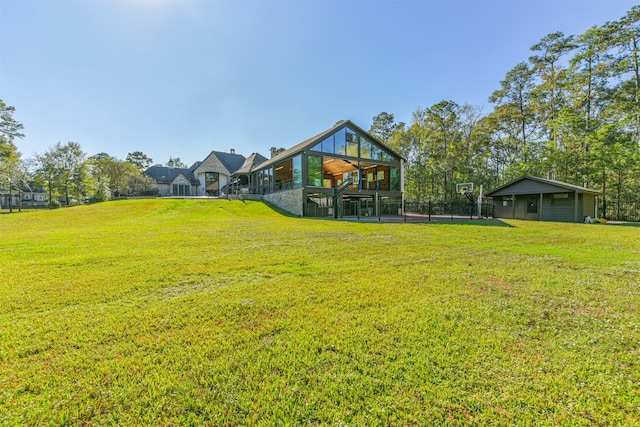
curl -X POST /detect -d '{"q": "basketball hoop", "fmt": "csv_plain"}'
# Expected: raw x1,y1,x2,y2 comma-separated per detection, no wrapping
456,182,474,194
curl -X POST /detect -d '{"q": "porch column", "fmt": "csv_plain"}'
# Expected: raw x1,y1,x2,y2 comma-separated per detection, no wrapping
574,191,579,222
512,194,516,219
539,192,544,221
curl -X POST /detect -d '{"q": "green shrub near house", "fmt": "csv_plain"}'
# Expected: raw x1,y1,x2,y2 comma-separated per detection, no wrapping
1,199,639,425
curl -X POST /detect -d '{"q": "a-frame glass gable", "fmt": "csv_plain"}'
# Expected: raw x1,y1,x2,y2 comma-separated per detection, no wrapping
250,121,404,218
306,125,401,192
311,125,395,161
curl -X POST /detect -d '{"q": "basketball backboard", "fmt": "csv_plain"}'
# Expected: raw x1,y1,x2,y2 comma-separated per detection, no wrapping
456,182,474,194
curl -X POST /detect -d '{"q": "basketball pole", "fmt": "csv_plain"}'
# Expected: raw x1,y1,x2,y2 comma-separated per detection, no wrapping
477,184,483,219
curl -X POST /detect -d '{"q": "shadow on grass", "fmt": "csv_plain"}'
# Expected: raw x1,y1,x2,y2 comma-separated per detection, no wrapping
261,201,301,218
388,217,515,227
322,215,516,227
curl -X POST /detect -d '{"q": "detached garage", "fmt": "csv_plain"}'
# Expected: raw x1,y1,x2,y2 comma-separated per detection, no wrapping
485,175,601,223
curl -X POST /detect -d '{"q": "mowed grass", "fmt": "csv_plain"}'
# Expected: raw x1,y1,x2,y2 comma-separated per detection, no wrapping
1,199,639,426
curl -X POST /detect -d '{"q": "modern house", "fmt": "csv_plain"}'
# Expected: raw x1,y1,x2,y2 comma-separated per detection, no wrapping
143,120,405,217
250,120,405,217
485,175,600,222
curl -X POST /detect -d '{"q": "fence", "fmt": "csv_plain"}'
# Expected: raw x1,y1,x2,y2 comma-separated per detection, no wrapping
304,197,493,220
404,200,493,219
600,202,640,222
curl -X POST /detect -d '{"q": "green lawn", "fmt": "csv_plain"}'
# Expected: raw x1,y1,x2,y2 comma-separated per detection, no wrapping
1,199,639,426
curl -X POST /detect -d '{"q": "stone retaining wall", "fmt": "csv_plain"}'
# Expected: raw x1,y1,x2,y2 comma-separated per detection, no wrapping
263,188,304,217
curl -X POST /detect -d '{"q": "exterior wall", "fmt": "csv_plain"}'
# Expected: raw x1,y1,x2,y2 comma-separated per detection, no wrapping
152,183,171,196
193,154,232,177
492,196,511,219
583,194,596,219
541,193,575,222
493,193,599,223
263,188,304,216
492,196,534,220
193,154,232,195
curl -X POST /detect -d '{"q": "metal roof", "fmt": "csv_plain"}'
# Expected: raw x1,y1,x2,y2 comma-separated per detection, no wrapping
485,175,601,196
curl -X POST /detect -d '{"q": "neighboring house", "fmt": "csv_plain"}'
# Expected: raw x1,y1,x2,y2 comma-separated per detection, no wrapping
485,175,600,223
144,159,201,196
1,187,48,208
250,120,405,217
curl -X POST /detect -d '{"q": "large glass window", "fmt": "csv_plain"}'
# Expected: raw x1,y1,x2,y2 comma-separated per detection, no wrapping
346,128,359,157
307,155,322,187
274,159,293,191
205,172,219,196
376,147,392,162
390,167,400,191
334,128,347,156
263,168,273,193
172,184,190,196
293,155,302,188
321,135,334,154
322,157,358,189
361,163,377,190
344,169,359,189
310,127,397,164
377,165,390,191
360,137,373,159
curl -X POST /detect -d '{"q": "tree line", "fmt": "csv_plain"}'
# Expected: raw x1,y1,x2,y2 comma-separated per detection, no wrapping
3,6,639,216
0,102,156,209
370,6,640,218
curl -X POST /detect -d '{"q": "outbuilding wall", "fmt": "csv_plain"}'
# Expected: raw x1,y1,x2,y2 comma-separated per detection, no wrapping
492,193,597,222
541,193,575,222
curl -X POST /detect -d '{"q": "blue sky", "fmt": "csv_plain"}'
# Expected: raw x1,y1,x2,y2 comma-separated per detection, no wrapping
1,0,637,167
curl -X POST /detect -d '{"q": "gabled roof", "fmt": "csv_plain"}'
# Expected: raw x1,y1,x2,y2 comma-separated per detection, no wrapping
233,152,268,175
144,166,200,185
197,151,247,176
485,175,601,197
253,120,405,172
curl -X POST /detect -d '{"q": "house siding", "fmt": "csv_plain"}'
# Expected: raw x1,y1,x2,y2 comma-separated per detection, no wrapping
542,193,575,222
583,194,596,219
493,197,514,219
